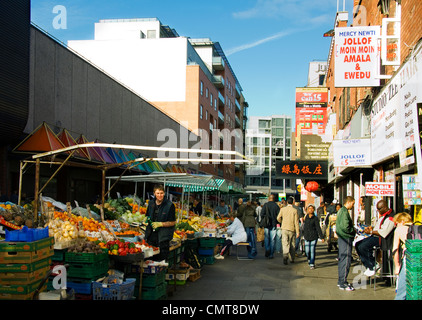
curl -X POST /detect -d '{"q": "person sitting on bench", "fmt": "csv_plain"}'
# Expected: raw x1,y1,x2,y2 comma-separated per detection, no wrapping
215,215,247,260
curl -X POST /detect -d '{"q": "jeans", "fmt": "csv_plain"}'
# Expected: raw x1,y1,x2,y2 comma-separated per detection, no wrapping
275,228,282,253
305,239,318,266
245,227,257,258
338,236,353,286
264,227,277,258
394,258,406,300
355,236,379,270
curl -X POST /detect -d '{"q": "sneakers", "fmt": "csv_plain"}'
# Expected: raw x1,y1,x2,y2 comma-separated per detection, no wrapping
338,283,355,291
364,268,375,277
214,254,224,260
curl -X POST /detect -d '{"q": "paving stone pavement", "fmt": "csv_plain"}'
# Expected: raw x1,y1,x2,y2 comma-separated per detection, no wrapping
168,240,396,300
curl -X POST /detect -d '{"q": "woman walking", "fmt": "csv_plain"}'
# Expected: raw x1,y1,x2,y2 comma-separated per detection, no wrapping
303,204,325,269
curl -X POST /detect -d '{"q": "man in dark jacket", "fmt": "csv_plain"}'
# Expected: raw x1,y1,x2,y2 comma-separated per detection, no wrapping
261,194,280,259
336,196,356,291
146,184,176,261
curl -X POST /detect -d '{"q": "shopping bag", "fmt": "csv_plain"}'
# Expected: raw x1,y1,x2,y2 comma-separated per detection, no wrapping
257,227,265,242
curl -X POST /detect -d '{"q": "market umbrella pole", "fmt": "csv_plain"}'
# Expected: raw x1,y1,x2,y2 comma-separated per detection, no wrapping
33,158,40,221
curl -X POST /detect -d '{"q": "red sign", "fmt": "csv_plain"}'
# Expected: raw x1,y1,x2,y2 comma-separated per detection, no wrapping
365,182,395,196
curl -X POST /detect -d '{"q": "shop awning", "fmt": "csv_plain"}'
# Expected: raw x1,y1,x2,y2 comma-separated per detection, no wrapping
13,122,66,154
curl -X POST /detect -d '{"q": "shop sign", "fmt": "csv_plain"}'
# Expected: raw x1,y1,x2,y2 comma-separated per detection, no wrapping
334,26,380,87
365,182,395,196
371,42,421,164
275,160,327,180
333,139,371,167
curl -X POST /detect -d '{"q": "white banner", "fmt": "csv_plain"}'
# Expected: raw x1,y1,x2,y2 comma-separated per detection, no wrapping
334,26,380,87
333,139,371,167
371,43,421,165
365,182,395,197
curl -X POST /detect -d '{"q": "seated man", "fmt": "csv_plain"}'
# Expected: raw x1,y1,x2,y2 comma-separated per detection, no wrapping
355,199,395,277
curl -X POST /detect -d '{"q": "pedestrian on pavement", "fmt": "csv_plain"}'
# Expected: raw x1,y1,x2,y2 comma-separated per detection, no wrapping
277,197,300,265
275,200,285,254
316,201,327,220
239,200,258,259
392,212,413,300
355,199,395,278
215,215,247,260
336,196,356,291
294,201,305,257
261,194,280,259
303,204,325,269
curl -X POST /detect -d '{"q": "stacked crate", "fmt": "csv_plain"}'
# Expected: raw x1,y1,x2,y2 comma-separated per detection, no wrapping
0,236,54,300
64,250,109,299
198,237,217,265
140,265,167,300
406,239,422,300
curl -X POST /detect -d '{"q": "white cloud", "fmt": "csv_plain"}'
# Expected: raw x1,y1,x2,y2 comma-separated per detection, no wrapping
226,29,295,56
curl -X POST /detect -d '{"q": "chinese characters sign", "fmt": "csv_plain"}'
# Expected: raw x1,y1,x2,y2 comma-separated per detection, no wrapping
275,160,327,180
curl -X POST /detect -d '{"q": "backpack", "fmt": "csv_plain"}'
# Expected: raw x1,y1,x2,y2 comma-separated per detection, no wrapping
407,224,422,240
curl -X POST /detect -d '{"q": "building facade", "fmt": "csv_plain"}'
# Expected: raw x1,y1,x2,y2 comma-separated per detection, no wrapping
68,19,248,186
245,115,294,196
325,0,422,223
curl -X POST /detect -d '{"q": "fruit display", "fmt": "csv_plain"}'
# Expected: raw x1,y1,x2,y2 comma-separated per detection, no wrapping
67,239,105,254
0,202,38,228
98,239,156,256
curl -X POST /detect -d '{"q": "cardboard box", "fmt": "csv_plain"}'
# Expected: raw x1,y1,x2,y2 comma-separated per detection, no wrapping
0,257,52,273
0,266,50,285
0,237,54,252
0,245,54,264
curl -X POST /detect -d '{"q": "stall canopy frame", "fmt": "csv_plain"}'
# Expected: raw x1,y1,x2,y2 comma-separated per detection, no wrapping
21,142,253,221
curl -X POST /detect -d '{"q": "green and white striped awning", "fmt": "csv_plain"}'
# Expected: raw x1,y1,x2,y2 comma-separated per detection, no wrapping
106,172,229,193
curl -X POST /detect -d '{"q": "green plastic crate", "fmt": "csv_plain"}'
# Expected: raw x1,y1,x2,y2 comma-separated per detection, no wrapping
199,255,215,265
67,258,109,279
65,251,108,263
141,282,167,300
406,240,422,253
142,270,166,288
199,237,217,248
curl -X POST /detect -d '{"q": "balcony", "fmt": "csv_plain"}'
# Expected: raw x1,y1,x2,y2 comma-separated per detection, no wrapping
218,92,225,107
235,114,241,128
218,110,224,124
235,99,241,115
212,56,225,71
213,75,225,89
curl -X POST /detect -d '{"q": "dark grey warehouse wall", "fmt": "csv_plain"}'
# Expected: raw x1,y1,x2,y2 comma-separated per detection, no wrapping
26,26,196,159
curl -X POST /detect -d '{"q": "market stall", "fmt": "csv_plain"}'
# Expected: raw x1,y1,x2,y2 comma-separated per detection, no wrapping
0,140,252,300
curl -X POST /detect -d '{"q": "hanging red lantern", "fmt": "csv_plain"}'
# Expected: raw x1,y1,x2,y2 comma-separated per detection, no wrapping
305,181,319,192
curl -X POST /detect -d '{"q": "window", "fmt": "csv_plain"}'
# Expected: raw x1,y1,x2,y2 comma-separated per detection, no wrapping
205,110,208,121
200,81,203,96
147,30,156,39
200,105,203,119
206,88,209,98
210,93,213,106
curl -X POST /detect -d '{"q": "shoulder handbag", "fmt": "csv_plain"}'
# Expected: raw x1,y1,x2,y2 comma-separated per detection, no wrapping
259,205,270,228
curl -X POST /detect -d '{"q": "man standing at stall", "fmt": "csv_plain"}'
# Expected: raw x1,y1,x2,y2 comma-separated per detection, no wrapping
146,184,176,261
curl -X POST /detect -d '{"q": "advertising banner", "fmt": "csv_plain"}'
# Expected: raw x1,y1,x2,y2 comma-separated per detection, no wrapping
334,26,380,87
333,139,371,167
365,182,395,196
371,42,421,164
295,87,328,136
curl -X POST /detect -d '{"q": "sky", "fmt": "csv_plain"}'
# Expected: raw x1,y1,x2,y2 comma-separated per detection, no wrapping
30,0,354,121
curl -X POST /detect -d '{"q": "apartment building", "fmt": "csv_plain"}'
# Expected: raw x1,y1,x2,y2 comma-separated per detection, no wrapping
68,18,247,185
245,115,295,196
